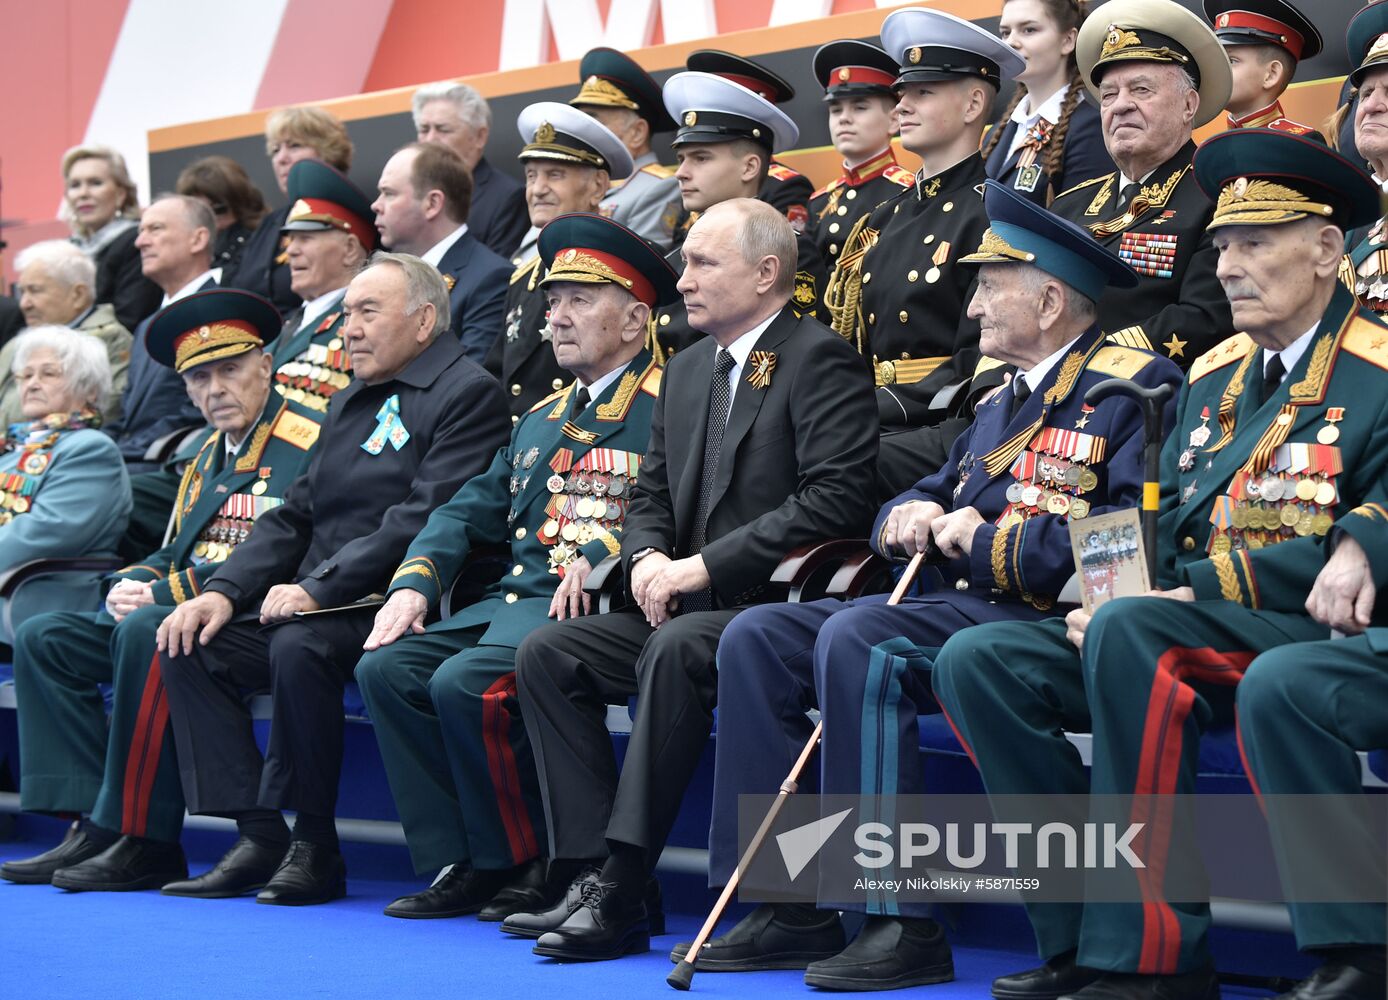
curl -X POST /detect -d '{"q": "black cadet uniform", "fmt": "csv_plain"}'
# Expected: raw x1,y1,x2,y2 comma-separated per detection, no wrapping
485,102,635,421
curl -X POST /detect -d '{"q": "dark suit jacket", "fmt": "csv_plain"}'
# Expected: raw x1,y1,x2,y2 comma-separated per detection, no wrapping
106,276,217,463
229,204,300,315
94,226,163,333
469,158,529,260
204,333,509,611
984,96,1113,207
621,307,878,607
437,230,511,363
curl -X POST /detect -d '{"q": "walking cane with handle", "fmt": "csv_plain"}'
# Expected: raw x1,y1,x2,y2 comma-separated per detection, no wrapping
1083,378,1173,589
668,549,927,991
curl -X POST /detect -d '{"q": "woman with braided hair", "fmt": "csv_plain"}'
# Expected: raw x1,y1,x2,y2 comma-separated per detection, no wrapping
982,0,1112,205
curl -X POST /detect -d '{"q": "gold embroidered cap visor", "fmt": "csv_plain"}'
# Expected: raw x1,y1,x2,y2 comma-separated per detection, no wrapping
537,212,681,307
570,47,677,131
1192,128,1381,232
1075,0,1232,127
515,101,635,180
662,72,800,152
145,289,280,373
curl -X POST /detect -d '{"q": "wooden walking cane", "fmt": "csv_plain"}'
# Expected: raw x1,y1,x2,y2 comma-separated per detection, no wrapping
668,549,927,991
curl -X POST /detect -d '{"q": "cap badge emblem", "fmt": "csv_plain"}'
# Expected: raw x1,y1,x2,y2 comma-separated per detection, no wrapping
535,121,556,144
907,46,922,64
684,111,697,126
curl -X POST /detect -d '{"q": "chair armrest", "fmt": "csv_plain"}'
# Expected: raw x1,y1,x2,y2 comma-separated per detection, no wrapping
141,424,204,465
771,539,875,603
583,554,626,615
825,549,897,599
438,544,511,619
0,557,126,599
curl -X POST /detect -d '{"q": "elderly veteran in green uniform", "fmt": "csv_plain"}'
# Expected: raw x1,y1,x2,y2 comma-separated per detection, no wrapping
650,71,826,357
571,47,680,246
1047,0,1234,368
484,103,633,421
933,130,1388,1000
0,327,129,642
826,6,1023,497
355,214,674,923
0,290,320,893
1235,516,1388,1000
1341,1,1388,315
808,40,915,273
269,159,377,416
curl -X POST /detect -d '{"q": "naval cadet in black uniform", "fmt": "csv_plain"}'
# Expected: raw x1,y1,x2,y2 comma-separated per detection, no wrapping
651,71,827,357
825,6,1025,497
1048,0,1235,366
484,103,633,421
154,253,509,905
808,40,916,271
1205,0,1323,135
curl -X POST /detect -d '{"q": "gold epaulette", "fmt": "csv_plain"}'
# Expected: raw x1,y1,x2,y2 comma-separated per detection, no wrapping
823,211,878,355
883,164,915,188
1189,334,1256,382
1339,314,1388,370
812,177,844,201
974,356,1007,376
1054,170,1115,202
767,163,802,182
271,408,321,451
640,364,662,397
641,162,677,178
1087,344,1156,380
509,257,543,287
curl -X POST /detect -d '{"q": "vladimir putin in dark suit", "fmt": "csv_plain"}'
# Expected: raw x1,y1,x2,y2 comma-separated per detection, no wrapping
511,198,879,960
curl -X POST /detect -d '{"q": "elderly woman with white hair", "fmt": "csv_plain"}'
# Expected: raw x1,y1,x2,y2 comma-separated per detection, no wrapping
6,239,133,425
0,326,131,642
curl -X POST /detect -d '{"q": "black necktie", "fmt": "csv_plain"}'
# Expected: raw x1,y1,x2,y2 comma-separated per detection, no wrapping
568,385,590,422
682,350,736,613
1119,181,1142,211
279,306,305,341
1260,354,1285,406
1009,374,1032,419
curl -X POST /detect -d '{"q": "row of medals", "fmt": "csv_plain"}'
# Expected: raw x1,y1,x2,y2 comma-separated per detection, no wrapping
276,340,351,412
192,517,251,564
1212,471,1335,554
0,487,32,524
514,447,636,574
999,457,1098,525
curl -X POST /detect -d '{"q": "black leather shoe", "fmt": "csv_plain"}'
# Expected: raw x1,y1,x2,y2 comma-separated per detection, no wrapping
478,859,548,921
504,870,665,938
1060,967,1219,1000
802,916,954,991
1275,961,1387,1000
50,835,187,892
532,877,651,961
669,903,846,971
255,841,346,906
0,826,104,885
162,837,285,898
384,864,509,919
994,951,1104,999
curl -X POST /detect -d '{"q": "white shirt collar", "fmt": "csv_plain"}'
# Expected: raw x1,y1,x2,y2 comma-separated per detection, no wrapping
1020,336,1081,394
1118,169,1156,190
717,310,779,413
224,430,249,463
421,223,469,268
300,287,347,332
577,359,631,408
1006,85,1070,159
1264,324,1319,382
160,269,217,308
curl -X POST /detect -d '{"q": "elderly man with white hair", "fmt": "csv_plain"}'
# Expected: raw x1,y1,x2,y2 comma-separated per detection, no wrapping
413,81,529,259
8,240,131,425
0,325,131,641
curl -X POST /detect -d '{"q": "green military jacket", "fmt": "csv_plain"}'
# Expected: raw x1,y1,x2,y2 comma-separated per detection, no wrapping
116,393,322,605
389,350,661,649
1159,286,1388,610
269,292,350,416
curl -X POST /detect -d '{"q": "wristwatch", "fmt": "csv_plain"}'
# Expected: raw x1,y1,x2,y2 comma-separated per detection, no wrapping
629,547,661,565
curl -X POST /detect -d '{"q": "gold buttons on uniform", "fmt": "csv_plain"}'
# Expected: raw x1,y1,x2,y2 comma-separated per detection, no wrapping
1182,537,1196,551
862,272,872,284
515,527,527,539
955,579,969,591
899,311,909,323
512,415,520,425
900,352,911,360
836,205,848,216
512,565,524,576
868,312,876,324
510,384,522,396
505,592,518,603
829,223,840,234
923,234,935,245
659,314,670,326
943,201,954,212
908,269,919,282
551,378,564,390
829,243,838,254
846,189,857,200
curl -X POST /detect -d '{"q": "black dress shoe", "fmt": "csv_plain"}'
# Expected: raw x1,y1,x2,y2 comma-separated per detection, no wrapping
162,837,285,898
532,877,651,961
478,858,547,921
255,841,346,906
1061,967,1219,1000
669,903,846,971
994,951,1104,999
1275,961,1387,1000
0,826,104,885
503,870,665,938
50,835,187,892
384,864,509,919
802,916,954,991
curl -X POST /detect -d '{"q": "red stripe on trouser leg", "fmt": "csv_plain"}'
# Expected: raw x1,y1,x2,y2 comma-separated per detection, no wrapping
1233,711,1266,809
481,672,538,864
937,702,980,769
123,655,169,838
1130,646,1254,974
